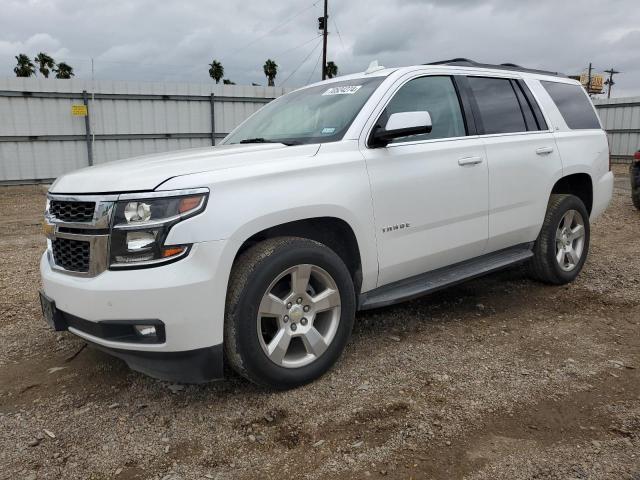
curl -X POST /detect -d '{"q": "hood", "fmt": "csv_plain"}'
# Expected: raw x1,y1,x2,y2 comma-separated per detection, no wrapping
50,143,320,193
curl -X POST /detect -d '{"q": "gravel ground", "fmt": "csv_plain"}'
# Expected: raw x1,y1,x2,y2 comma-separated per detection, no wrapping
1,164,639,480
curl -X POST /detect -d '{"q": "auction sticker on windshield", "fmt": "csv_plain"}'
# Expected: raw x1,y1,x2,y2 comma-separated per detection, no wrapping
322,86,362,95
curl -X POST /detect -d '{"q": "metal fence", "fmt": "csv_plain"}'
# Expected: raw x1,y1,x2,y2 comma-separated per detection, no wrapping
1,79,638,184
0,78,293,184
594,97,640,163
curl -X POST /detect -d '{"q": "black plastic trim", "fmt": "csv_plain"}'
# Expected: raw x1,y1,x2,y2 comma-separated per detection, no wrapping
509,79,536,131
358,243,534,310
516,79,548,131
455,76,485,135
90,342,224,383
425,58,565,77
452,75,478,136
65,314,166,344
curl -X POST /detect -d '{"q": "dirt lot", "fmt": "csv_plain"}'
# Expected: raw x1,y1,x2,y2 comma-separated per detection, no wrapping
1,164,639,480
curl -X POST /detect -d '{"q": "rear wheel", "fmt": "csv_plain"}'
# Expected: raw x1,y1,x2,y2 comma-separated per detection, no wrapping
529,194,590,284
224,237,355,389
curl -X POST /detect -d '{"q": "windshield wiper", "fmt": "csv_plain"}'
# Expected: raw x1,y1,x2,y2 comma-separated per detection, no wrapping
239,137,276,144
237,137,299,146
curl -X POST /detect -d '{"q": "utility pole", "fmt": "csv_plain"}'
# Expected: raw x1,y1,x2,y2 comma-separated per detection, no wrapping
604,68,620,99
586,62,593,96
321,0,328,80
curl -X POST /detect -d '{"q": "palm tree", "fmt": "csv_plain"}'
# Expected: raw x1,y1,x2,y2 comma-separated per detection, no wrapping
222,79,236,85
208,60,224,84
34,52,56,78
14,54,36,77
263,59,278,87
54,62,74,79
325,61,338,79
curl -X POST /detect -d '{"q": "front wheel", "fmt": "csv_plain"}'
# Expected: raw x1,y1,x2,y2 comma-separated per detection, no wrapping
529,194,590,285
224,237,356,389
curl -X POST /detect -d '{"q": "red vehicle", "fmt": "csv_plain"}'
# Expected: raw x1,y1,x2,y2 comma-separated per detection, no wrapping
632,150,640,210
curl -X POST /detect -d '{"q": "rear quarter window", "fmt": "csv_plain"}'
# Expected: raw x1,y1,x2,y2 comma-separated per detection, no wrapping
541,81,601,130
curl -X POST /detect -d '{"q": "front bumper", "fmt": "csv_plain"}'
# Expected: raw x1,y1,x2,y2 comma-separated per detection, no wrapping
40,239,233,380
40,295,222,382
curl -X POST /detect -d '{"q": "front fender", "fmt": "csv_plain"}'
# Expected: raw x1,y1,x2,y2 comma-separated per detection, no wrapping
156,151,379,292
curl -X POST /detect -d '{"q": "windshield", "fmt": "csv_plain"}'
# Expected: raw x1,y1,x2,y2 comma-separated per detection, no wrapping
223,77,385,145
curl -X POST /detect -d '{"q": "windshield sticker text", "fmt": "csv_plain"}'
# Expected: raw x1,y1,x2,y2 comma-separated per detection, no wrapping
322,86,362,96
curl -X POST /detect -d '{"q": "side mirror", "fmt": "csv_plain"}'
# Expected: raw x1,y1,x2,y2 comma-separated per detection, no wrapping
370,111,432,147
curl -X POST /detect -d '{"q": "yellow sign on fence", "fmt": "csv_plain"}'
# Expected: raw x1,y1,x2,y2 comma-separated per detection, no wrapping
71,104,88,116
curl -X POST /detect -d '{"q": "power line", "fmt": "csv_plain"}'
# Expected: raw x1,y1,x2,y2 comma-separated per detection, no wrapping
273,34,323,59
222,0,321,60
306,49,323,85
281,38,322,86
333,18,345,54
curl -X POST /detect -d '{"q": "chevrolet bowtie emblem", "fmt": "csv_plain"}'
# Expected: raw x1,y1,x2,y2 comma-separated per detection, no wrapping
43,221,55,238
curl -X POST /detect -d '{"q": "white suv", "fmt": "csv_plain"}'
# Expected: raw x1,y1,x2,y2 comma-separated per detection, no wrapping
40,59,614,389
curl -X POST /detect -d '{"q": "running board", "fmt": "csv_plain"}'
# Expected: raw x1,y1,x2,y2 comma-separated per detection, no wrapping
358,244,533,310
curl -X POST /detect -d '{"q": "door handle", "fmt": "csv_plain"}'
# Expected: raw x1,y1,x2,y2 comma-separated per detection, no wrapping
458,156,483,166
536,147,554,155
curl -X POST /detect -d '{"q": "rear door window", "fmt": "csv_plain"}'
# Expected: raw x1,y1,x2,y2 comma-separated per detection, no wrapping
467,77,527,134
541,81,601,130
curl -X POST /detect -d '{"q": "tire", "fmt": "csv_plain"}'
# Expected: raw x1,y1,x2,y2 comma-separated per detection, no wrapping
224,236,356,389
529,194,590,285
630,163,640,210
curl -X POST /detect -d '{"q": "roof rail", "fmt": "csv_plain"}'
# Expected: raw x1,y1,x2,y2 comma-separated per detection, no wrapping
425,58,565,77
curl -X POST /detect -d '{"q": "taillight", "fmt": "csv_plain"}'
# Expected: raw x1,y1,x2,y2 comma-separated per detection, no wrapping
634,151,640,161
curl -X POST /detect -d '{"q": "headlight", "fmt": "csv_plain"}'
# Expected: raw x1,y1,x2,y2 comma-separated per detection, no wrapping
109,189,208,269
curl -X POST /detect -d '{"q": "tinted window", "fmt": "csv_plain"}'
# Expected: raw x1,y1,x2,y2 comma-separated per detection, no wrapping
467,77,527,134
516,80,548,131
541,81,601,130
380,76,466,142
513,82,538,130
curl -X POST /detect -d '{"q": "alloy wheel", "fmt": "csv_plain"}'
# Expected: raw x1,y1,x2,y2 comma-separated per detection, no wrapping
555,209,586,271
256,264,341,368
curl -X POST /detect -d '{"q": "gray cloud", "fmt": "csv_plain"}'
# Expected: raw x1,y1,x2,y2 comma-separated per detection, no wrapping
0,0,638,97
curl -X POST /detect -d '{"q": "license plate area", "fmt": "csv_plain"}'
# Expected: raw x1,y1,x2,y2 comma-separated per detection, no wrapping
39,290,67,331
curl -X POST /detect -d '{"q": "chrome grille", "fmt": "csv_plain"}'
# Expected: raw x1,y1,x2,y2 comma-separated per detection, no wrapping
46,194,117,277
49,200,95,223
52,238,91,273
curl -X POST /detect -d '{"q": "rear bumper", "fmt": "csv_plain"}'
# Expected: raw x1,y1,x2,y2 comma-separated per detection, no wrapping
591,170,614,221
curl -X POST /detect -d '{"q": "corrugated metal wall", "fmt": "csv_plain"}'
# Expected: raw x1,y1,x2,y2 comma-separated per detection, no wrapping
594,97,640,163
0,77,292,183
2,79,637,183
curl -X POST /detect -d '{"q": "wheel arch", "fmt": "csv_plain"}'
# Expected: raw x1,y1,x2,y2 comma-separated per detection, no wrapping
231,216,365,295
551,173,593,214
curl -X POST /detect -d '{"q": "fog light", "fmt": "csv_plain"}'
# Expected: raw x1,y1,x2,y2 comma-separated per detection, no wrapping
134,325,157,337
126,231,156,251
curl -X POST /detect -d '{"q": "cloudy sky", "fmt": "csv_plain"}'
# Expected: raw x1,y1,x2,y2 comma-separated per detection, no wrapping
1,0,639,96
